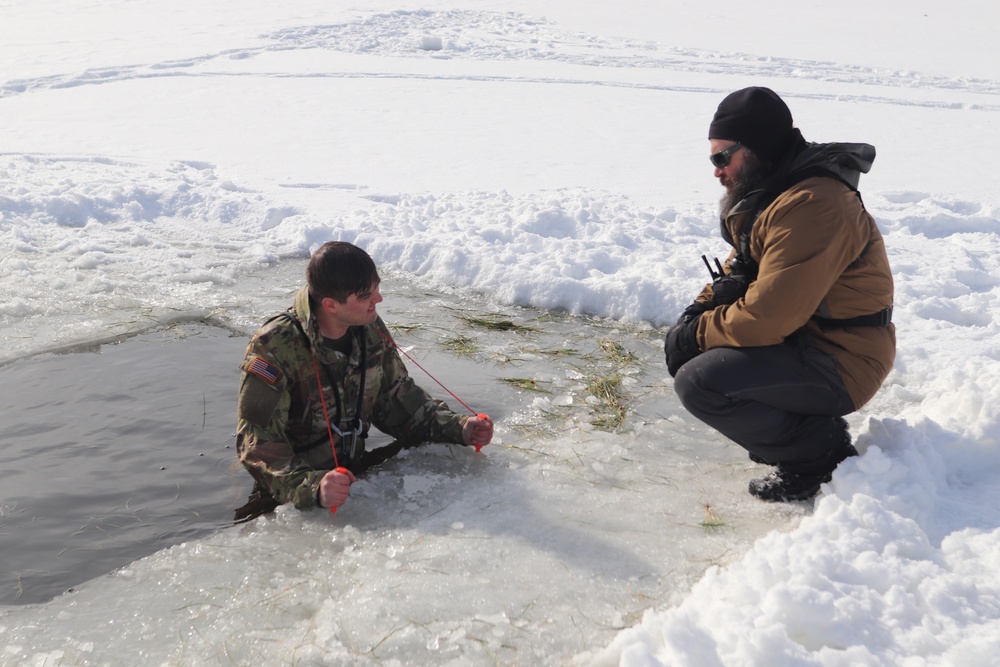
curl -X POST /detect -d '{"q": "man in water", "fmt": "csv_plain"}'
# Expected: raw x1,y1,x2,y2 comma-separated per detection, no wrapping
664,87,895,501
235,241,493,515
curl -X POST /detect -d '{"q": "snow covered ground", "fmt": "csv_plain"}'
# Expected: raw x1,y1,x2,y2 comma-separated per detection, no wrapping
2,1,1000,665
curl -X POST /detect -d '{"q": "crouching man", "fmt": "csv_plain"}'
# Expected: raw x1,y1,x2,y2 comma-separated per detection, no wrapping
664,87,895,501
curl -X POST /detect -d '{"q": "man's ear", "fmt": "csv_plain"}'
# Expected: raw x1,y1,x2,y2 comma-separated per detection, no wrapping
320,296,340,314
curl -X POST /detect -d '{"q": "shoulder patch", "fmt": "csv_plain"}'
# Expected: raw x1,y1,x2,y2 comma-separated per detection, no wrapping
247,356,283,385
238,374,282,427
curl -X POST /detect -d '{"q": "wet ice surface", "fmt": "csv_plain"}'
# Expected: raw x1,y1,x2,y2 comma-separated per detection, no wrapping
0,273,809,665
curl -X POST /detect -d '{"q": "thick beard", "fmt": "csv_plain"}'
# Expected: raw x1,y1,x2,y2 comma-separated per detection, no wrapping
719,151,767,218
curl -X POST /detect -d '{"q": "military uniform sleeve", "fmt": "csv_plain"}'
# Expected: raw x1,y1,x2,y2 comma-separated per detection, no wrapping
368,322,467,445
236,339,325,509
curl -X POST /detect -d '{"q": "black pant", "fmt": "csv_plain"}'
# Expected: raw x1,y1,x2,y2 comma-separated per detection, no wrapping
673,338,856,473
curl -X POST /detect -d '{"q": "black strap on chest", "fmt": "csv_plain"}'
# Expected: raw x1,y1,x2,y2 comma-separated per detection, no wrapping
270,312,368,453
724,190,775,282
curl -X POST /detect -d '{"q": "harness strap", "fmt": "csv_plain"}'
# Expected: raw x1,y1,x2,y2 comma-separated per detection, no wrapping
292,433,335,455
813,306,892,330
275,312,369,461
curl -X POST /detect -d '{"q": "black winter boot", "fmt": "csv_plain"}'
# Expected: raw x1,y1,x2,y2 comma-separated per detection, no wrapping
749,443,858,501
749,467,835,501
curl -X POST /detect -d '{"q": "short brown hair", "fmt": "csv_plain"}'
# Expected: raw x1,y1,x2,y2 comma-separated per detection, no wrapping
306,242,380,303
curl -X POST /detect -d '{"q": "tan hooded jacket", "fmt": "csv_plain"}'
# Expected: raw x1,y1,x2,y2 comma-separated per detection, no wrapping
696,174,895,409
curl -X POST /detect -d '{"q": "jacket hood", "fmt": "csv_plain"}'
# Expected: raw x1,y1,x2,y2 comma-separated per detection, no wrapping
787,141,876,190
719,137,876,251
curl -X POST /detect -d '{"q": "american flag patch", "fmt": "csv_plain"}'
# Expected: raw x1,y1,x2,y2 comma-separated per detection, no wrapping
248,356,282,385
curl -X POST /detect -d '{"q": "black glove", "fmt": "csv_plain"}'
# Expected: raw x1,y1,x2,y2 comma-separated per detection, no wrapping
677,300,712,325
710,273,750,305
664,318,701,377
710,256,753,306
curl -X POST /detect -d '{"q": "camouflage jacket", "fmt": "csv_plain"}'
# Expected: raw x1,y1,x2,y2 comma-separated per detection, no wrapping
236,287,468,509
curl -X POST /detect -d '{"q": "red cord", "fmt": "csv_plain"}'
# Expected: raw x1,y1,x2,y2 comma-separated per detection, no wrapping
316,329,488,495
313,356,349,513
376,328,479,416
313,356,341,469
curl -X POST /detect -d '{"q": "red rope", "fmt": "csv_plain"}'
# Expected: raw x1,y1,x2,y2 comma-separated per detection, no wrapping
376,328,478,416
313,356,348,514
312,356,341,468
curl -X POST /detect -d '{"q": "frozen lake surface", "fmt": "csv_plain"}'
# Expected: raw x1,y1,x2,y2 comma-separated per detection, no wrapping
1,270,808,664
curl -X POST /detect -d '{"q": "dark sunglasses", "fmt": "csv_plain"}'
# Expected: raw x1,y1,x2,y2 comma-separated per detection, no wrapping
710,142,743,169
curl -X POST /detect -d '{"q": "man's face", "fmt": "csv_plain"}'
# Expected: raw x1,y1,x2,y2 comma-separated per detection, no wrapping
710,139,746,192
713,140,768,218
324,281,383,327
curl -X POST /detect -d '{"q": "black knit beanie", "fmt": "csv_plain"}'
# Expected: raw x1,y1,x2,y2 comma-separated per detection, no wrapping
708,87,795,162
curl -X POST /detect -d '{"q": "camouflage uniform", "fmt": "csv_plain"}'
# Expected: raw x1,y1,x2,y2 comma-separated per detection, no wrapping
236,287,468,509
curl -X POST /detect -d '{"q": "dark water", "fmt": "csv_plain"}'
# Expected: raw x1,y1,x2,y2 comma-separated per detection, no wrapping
1,324,255,605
